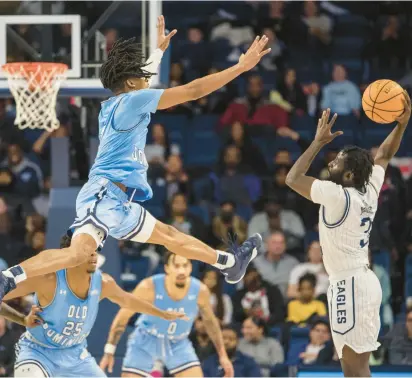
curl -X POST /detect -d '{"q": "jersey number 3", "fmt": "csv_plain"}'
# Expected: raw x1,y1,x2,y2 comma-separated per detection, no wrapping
360,217,372,248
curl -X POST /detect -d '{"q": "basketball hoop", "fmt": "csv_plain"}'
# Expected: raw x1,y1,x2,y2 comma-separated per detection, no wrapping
2,62,68,132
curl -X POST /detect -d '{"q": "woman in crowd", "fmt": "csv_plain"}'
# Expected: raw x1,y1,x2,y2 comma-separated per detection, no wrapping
201,269,233,325
238,317,284,376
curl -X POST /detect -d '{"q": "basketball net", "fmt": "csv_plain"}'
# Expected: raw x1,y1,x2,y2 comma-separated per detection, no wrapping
2,62,68,132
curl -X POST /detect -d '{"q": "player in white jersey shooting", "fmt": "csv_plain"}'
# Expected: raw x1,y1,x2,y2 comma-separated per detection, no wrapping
285,93,411,377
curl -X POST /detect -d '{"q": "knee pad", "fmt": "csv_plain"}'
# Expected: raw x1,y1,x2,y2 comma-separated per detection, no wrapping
15,361,49,377
73,223,105,248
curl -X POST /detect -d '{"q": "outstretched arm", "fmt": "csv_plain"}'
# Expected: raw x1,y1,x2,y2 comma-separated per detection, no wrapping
157,35,271,110
198,284,234,378
286,109,341,201
374,91,411,170
145,15,177,86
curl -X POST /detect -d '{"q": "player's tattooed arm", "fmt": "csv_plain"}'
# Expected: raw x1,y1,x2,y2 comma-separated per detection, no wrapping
286,109,340,201
198,284,234,378
375,90,411,170
0,303,43,327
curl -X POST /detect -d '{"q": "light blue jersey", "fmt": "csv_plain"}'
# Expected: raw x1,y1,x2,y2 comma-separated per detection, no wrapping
122,274,201,376
137,274,200,338
89,89,164,202
71,89,164,245
27,269,102,348
15,270,105,377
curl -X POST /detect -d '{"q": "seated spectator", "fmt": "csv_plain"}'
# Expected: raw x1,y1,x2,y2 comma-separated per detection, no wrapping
190,317,215,362
300,320,331,365
0,197,22,267
259,0,286,39
239,317,284,376
258,27,285,72
169,62,185,87
202,325,262,377
145,123,180,165
315,340,340,366
24,213,46,246
210,201,247,250
19,229,46,261
213,145,261,206
375,16,407,69
287,273,327,326
248,198,305,253
287,241,329,299
219,75,289,130
0,316,19,377
198,67,238,114
165,155,190,201
201,269,233,325
263,164,307,218
383,307,412,365
232,266,285,326
369,250,393,328
104,28,118,53
175,27,210,77
219,122,267,176
32,176,51,218
320,64,361,117
273,148,293,167
301,1,333,47
166,193,206,241
253,231,299,297
271,68,307,114
0,142,43,198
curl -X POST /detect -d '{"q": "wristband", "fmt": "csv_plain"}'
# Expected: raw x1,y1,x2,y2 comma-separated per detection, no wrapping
104,344,116,355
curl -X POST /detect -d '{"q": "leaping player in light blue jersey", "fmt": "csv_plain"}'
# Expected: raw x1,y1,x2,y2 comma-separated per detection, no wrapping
4,235,186,378
0,16,268,302
100,252,234,378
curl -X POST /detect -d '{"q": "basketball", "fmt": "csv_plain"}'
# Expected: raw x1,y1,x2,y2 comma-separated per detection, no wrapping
362,79,405,124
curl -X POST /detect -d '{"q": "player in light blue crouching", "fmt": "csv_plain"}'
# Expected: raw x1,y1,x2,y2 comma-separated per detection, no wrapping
4,235,186,377
0,15,267,303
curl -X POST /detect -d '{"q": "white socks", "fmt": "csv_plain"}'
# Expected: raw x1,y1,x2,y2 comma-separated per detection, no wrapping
212,251,235,270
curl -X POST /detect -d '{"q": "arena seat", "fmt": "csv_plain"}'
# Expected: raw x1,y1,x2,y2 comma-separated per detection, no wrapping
188,205,210,225
186,131,220,167
332,37,365,60
405,254,412,278
286,327,310,365
373,250,391,275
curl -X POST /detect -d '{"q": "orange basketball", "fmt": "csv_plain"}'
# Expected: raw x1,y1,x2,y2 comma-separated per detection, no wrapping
362,79,405,124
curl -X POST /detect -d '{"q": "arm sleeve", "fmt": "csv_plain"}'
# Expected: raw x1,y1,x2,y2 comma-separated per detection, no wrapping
145,49,163,87
369,165,385,197
317,301,327,316
245,357,262,377
222,294,233,325
310,179,347,208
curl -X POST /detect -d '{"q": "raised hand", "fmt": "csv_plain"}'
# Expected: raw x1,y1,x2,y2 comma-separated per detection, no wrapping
238,35,271,72
314,108,342,145
396,90,411,128
157,15,177,52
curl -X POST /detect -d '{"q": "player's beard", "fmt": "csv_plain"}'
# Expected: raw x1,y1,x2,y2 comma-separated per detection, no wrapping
327,168,344,186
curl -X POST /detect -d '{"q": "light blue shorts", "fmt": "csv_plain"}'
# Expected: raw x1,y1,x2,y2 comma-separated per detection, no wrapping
122,329,200,376
15,337,105,377
70,176,156,247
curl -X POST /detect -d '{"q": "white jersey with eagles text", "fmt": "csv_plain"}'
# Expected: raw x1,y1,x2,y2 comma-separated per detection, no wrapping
310,165,385,278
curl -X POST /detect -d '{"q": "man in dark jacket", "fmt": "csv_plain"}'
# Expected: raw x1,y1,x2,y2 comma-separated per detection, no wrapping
202,325,261,377
232,265,285,326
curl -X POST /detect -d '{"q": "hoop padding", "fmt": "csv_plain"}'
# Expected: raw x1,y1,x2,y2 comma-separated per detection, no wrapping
2,62,68,132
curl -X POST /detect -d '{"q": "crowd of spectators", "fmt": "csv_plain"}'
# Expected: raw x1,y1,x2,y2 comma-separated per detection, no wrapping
2,1,412,377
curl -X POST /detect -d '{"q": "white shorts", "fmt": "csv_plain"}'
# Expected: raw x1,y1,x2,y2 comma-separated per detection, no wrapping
327,266,382,359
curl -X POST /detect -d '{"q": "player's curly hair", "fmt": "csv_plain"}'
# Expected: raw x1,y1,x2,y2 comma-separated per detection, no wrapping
99,37,155,92
341,145,374,191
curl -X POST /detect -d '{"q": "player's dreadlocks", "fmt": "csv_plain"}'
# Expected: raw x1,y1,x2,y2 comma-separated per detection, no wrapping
99,37,155,92
341,145,374,191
